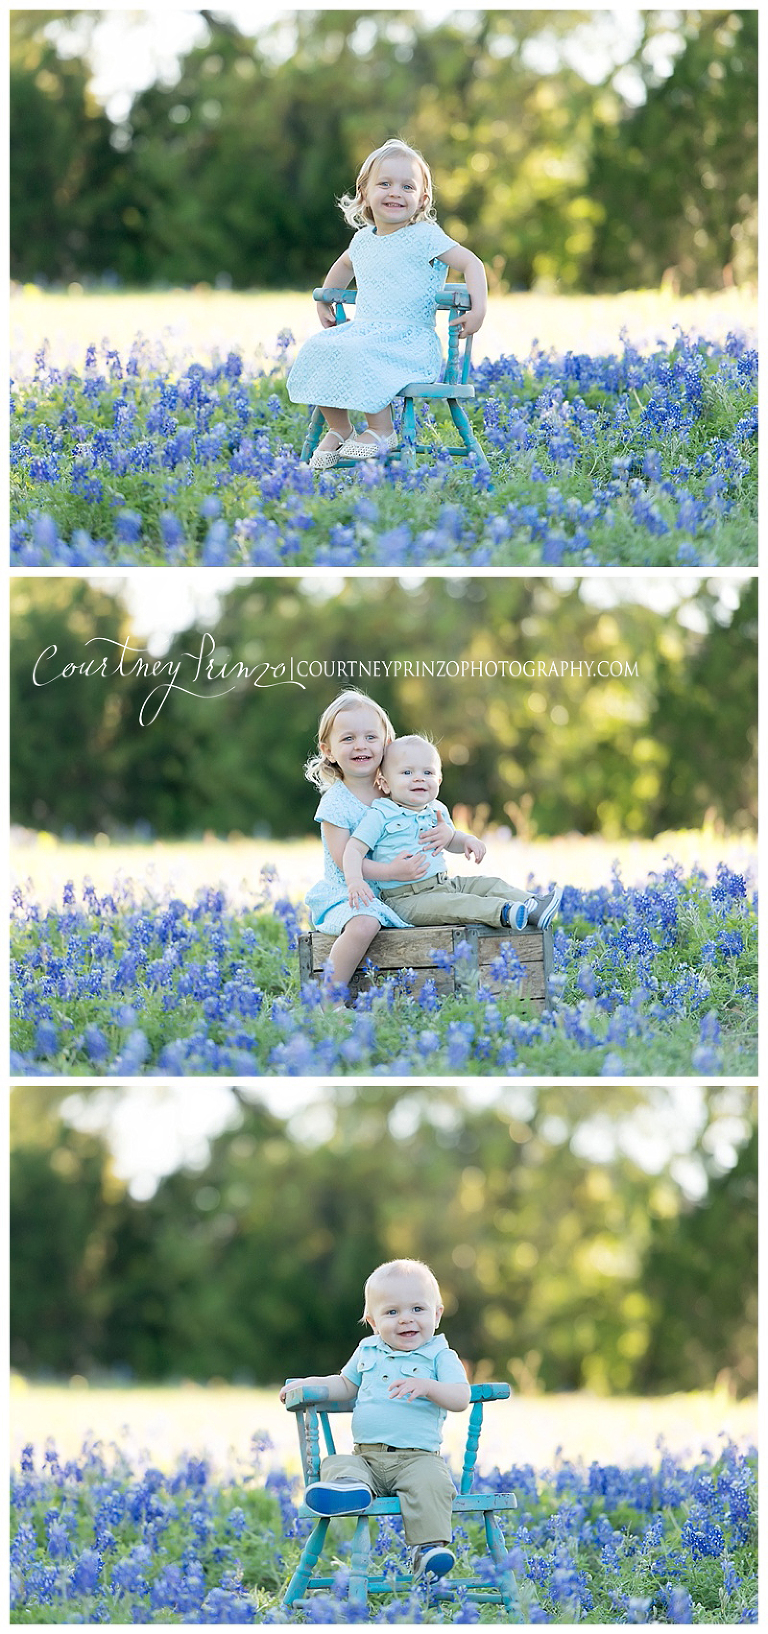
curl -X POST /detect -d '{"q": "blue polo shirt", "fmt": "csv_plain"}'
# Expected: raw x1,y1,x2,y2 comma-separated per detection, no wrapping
341,1334,468,1450
351,797,454,888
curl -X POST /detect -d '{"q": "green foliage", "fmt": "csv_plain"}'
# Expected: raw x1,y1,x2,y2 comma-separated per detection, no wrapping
10,11,757,291
10,577,758,839
588,12,758,293
10,1086,756,1393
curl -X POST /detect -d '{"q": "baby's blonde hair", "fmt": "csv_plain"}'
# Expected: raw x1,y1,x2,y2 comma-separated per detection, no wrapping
382,734,441,774
338,138,436,230
304,689,395,790
362,1258,443,1324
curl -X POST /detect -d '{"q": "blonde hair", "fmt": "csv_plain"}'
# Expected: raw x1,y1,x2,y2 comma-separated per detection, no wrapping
338,138,437,230
304,689,395,790
382,734,440,774
363,1258,443,1324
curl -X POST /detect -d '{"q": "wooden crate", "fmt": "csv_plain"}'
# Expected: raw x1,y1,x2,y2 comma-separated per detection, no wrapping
298,923,554,1007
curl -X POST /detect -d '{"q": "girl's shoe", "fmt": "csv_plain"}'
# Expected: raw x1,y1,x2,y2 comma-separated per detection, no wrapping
304,1480,373,1515
413,1544,455,1579
527,884,563,930
309,430,346,471
338,429,398,461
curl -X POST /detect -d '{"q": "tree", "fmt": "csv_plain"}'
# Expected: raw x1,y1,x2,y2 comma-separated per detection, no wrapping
588,11,758,291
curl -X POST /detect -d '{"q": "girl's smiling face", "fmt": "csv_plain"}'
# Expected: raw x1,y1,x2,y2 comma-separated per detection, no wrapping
365,152,428,234
322,704,387,784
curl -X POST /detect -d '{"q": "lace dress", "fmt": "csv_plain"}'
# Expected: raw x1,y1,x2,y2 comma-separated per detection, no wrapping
287,221,458,413
305,782,410,934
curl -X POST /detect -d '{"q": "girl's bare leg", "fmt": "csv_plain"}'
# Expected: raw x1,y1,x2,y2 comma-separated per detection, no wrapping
359,407,395,445
326,916,380,988
317,407,353,453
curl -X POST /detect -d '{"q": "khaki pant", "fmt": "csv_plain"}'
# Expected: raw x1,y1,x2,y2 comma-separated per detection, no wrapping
320,1444,456,1545
381,870,530,929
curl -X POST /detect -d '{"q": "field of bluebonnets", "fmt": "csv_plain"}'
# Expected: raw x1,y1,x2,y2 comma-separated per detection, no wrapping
11,1431,757,1623
10,855,757,1078
10,305,758,570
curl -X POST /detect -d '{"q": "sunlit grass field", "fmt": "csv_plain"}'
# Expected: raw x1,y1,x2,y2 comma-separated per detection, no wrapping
10,1377,757,1481
10,825,757,910
11,284,757,374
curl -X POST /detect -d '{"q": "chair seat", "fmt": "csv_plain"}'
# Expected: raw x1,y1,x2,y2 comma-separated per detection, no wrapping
401,382,475,399
298,1490,517,1517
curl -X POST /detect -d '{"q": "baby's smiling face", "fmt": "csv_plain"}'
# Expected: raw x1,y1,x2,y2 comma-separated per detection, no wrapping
366,1270,443,1351
379,739,442,810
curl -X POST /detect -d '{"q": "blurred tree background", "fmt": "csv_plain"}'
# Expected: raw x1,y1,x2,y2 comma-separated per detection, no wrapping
10,1083,756,1395
10,576,757,840
10,8,757,292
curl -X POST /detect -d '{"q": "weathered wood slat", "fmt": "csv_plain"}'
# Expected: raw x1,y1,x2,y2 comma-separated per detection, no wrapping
298,924,553,1007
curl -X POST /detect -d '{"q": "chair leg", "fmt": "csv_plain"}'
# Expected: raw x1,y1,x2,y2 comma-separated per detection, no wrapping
348,1514,371,1605
447,398,493,479
283,1515,329,1605
300,406,324,463
400,397,417,470
484,1511,523,1622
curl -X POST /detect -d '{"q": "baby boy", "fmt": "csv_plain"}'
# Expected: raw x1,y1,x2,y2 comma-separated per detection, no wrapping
280,1257,469,1579
343,735,561,931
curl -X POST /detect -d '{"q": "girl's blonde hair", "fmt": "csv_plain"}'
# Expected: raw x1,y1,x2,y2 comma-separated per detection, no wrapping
304,689,396,790
363,1258,443,1324
338,138,437,230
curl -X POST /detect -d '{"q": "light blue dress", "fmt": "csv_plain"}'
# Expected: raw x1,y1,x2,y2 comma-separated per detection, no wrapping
287,220,458,413
305,782,410,934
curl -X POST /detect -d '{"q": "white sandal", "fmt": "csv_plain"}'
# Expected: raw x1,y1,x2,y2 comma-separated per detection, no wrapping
309,430,347,471
338,429,398,461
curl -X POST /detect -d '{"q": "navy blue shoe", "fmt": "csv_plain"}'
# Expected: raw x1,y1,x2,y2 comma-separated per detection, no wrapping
501,900,530,931
304,1480,373,1515
527,884,562,930
413,1544,455,1579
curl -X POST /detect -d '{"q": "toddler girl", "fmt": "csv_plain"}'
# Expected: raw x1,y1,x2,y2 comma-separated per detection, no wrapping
305,690,453,989
287,138,488,469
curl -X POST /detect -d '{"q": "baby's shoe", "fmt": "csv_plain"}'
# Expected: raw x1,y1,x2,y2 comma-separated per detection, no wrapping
339,429,398,461
526,884,563,930
304,1479,373,1515
413,1543,455,1579
309,430,346,471
500,900,532,931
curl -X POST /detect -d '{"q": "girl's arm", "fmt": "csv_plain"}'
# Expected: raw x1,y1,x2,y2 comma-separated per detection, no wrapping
344,836,374,908
317,250,355,328
436,243,488,337
323,822,430,882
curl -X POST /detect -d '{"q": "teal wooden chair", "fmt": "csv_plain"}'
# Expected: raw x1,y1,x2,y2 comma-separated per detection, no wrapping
299,285,492,478
282,1380,521,1616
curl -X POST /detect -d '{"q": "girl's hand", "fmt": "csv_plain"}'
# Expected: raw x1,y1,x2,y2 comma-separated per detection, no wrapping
318,301,337,328
464,835,486,864
388,1378,433,1401
348,878,375,907
450,308,486,339
389,850,430,881
420,819,453,853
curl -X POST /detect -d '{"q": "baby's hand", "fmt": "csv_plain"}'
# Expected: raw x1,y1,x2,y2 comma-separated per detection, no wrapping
280,1380,301,1402
390,850,430,881
318,301,337,329
464,835,486,864
420,819,453,853
348,878,375,907
388,1378,433,1402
